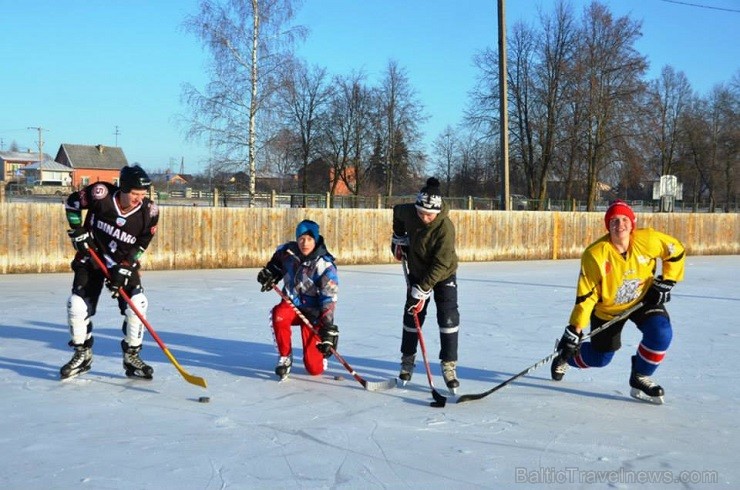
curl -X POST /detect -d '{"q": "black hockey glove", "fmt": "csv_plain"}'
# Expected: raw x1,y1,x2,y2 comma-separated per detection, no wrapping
106,264,134,298
68,228,94,253
317,324,339,358
643,277,675,306
557,325,582,361
390,233,410,261
257,263,283,292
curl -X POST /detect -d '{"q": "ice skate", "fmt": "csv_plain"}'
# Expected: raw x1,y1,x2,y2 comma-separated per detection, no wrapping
60,338,94,380
441,360,459,395
398,354,415,385
122,340,154,380
629,356,664,404
275,354,293,381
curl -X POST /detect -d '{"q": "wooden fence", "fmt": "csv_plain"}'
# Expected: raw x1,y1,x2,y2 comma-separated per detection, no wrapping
1,202,738,274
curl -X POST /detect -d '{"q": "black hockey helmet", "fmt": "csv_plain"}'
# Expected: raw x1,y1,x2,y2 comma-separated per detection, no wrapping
119,165,151,193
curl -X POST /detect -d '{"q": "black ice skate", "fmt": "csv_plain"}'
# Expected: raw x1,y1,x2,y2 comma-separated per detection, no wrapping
275,354,293,381
60,338,94,380
122,340,154,380
398,354,415,385
629,356,664,404
441,360,459,395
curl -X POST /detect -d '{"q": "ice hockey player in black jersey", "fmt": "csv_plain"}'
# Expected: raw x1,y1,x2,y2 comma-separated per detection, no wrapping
60,165,159,380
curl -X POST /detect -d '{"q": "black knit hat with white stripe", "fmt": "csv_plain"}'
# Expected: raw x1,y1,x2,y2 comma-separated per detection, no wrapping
415,177,443,214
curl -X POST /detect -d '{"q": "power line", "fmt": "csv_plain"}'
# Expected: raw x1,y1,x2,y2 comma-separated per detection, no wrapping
657,0,740,13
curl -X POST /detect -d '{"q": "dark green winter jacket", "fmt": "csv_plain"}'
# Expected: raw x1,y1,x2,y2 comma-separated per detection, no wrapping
392,202,458,291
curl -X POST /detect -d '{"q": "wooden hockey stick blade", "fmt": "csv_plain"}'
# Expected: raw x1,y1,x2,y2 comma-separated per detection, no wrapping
163,348,208,388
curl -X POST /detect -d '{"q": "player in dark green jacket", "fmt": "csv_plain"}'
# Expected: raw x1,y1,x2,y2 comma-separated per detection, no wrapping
391,177,461,393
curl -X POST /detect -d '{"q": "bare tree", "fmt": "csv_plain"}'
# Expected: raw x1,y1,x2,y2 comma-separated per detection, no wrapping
532,1,577,208
262,126,301,191
321,71,374,196
375,60,427,196
468,2,577,206
574,1,647,209
646,66,692,177
467,47,500,140
276,58,332,194
431,126,460,195
466,1,735,208
507,21,537,197
457,134,498,198
697,84,738,211
181,0,306,202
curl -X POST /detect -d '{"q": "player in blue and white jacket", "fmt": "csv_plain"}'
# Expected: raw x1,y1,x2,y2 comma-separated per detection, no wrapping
257,219,339,380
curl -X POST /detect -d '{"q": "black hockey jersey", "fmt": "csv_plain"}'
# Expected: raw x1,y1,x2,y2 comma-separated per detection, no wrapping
65,182,159,265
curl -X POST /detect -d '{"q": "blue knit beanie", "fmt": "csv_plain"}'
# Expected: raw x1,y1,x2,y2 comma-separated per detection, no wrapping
295,219,320,241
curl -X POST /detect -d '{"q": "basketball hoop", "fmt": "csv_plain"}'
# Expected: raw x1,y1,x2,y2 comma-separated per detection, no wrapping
653,175,682,212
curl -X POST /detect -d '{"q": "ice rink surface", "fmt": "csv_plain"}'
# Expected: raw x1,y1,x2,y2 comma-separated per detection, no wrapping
1,255,737,489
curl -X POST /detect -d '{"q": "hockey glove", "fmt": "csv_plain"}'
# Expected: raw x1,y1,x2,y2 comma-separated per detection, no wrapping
557,325,582,361
317,324,339,358
643,277,675,306
68,228,94,253
257,263,283,292
390,234,410,261
106,264,134,298
405,284,431,315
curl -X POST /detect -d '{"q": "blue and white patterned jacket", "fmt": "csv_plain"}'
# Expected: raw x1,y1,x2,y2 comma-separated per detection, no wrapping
266,238,338,327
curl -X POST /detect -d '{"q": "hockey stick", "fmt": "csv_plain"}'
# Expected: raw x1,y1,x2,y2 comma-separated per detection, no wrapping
271,285,397,392
455,302,644,403
401,258,448,407
412,311,448,407
87,248,207,388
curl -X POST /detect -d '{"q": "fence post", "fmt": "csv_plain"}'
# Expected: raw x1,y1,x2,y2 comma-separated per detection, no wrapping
271,189,276,208
326,192,331,209
552,212,560,260
467,196,473,210
213,187,219,207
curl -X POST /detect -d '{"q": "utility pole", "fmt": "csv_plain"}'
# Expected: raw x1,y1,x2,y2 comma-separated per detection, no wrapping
113,125,121,146
27,126,48,162
497,0,510,210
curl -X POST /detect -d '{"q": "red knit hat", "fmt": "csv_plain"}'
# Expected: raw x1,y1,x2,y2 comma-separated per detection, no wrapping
604,199,636,230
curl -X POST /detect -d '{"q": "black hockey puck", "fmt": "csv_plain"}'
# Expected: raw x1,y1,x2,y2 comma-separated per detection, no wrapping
198,396,210,403
430,400,446,408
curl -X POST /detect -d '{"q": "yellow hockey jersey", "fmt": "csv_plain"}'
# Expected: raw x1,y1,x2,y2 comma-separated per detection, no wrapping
569,228,685,328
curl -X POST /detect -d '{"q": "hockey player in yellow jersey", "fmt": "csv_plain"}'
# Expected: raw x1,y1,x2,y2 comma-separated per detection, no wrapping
551,200,685,404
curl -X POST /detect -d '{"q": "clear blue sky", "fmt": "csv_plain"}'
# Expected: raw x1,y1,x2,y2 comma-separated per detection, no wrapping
1,0,738,175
